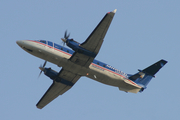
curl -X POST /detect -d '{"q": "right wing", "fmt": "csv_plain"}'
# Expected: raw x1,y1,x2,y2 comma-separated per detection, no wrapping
36,69,81,109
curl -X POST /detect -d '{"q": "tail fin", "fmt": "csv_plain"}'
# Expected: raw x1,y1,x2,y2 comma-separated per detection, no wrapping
129,59,167,92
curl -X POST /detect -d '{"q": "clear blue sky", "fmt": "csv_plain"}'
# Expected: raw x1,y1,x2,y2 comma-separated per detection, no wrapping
1,0,180,120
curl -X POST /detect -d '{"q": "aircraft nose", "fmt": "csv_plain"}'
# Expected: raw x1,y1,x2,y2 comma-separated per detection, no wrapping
16,40,24,47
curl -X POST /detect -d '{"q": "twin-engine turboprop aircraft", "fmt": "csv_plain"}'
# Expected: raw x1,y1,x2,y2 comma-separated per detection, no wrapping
16,9,167,109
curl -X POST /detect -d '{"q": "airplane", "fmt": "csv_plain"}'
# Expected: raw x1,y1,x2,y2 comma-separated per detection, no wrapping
16,9,167,109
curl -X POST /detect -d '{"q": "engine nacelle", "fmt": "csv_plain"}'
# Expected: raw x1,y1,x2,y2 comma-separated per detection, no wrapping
43,67,74,86
66,39,96,58
43,68,58,80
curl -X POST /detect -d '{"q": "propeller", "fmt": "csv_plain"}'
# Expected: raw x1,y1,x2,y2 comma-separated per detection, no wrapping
61,30,70,46
38,61,47,78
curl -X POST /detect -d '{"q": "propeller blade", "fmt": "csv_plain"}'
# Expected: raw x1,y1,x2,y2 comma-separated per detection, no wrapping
64,30,70,39
61,30,70,46
42,61,47,68
38,70,43,78
63,41,65,47
64,30,67,38
38,61,47,78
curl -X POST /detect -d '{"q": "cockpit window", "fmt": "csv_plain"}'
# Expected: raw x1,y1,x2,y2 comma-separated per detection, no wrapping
39,40,46,44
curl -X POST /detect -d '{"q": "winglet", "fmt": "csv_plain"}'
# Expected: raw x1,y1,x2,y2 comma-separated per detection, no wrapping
112,9,117,13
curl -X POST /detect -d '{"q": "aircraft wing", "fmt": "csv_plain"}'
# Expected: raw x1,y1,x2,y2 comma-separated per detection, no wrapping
70,9,116,68
69,52,95,67
36,9,117,109
36,69,81,109
81,9,117,55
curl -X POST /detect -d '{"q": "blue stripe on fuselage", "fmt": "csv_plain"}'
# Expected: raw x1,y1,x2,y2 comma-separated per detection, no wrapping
35,40,128,78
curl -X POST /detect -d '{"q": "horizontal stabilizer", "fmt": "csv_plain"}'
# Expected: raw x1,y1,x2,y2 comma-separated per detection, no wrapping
128,59,167,91
141,59,167,76
129,59,167,81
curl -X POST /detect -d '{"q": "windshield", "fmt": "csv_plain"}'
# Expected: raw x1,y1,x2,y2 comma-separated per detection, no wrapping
38,40,46,44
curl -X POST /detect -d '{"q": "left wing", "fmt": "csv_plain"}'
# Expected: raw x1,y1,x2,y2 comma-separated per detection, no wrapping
81,9,117,55
36,69,81,109
70,9,117,67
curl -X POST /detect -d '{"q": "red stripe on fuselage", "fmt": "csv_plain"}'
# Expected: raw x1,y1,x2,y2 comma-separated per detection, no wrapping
29,40,141,88
29,40,72,56
91,63,141,87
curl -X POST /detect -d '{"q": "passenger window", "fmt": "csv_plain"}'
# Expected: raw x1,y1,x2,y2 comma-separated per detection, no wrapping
67,50,69,53
48,41,53,47
61,47,63,50
103,64,106,67
54,43,61,49
97,62,99,65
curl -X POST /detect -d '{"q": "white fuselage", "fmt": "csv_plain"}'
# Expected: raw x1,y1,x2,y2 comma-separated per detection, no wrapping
17,40,141,93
